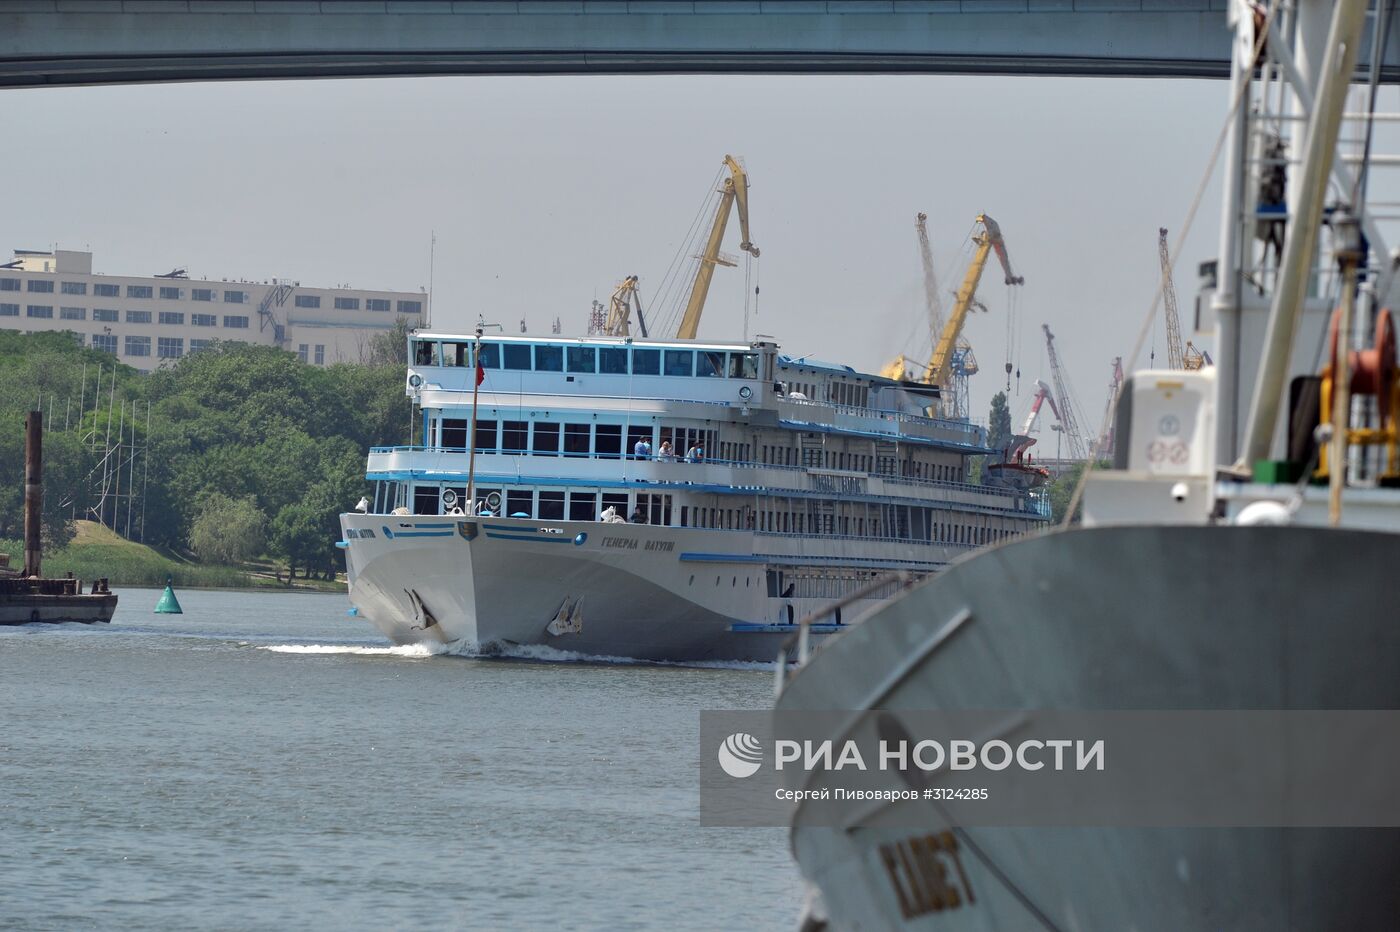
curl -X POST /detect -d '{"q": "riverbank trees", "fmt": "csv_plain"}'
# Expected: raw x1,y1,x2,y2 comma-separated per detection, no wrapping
0,330,409,581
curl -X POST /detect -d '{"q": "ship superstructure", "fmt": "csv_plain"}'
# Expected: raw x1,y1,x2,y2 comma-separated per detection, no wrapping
339,331,1048,661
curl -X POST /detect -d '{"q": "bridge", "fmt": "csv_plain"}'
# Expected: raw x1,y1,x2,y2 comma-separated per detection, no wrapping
0,0,1259,88
8,1,1400,88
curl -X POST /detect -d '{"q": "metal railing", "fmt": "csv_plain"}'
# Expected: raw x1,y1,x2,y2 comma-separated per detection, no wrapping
366,442,1024,492
774,570,920,690
781,396,986,437
367,445,1049,518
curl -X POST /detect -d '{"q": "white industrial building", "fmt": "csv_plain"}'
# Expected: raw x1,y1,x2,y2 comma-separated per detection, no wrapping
1,248,425,369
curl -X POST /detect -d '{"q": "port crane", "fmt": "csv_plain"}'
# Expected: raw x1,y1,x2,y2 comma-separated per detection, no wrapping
927,215,1023,414
1006,378,1062,462
603,275,649,337
885,213,981,413
1095,356,1124,458
1021,379,1062,438
1042,324,1090,462
916,212,946,343
987,378,1057,489
886,213,1021,419
1158,227,1207,371
675,155,759,340
884,213,953,380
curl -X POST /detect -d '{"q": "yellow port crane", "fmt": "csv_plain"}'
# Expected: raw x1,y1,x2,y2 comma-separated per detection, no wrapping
675,155,760,340
603,275,648,337
926,214,1023,393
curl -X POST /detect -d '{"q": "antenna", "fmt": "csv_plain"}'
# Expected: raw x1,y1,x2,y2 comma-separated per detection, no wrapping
427,231,436,329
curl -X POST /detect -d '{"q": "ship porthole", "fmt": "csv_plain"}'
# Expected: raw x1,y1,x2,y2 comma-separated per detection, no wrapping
574,532,587,546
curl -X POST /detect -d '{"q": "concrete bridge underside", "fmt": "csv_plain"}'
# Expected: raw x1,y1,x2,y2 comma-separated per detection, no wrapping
0,0,1232,88
5,1,1400,89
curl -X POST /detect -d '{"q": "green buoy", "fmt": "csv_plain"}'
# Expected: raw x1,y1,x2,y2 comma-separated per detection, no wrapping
154,576,183,614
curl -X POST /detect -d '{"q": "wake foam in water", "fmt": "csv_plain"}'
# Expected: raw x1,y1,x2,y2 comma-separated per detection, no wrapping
467,640,784,671
481,641,645,665
260,643,441,658
260,638,784,670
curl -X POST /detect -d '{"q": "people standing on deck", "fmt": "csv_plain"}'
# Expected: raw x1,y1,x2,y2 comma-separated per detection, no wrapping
634,437,652,459
686,443,705,463
658,440,675,461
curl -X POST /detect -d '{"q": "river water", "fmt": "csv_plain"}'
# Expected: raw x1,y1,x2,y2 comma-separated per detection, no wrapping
0,588,798,930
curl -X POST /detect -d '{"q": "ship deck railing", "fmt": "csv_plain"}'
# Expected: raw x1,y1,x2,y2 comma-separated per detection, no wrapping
778,396,986,437
752,531,982,550
415,384,989,449
368,445,1049,516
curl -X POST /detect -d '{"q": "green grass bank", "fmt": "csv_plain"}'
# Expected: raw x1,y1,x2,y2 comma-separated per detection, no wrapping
2,522,343,591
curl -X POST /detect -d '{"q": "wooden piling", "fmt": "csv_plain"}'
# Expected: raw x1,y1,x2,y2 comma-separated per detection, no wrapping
23,411,42,578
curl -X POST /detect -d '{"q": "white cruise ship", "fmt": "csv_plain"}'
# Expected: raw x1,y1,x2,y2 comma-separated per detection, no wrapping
337,330,1049,661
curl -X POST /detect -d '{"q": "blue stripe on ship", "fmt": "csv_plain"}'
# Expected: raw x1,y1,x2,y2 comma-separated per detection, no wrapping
484,532,575,543
730,623,845,634
391,530,455,538
678,552,768,564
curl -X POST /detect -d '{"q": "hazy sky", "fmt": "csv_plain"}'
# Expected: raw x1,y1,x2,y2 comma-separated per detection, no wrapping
3,74,1229,434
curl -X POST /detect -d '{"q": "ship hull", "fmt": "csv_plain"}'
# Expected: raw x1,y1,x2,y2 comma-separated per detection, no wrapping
339,513,913,663
777,525,1400,930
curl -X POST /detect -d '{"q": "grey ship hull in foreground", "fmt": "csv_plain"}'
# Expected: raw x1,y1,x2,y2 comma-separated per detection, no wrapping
778,525,1400,930
776,0,1400,926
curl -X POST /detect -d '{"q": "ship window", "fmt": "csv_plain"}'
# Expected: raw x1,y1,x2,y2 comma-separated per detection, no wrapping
538,491,565,520
441,418,468,450
413,486,439,515
502,421,528,452
599,347,629,374
602,493,628,518
506,489,533,518
503,343,532,370
729,353,758,379
663,350,693,377
644,493,671,526
535,344,563,371
533,422,560,456
567,345,596,373
477,343,500,369
595,424,622,459
568,491,596,521
413,340,439,366
441,341,469,367
696,351,724,378
474,419,498,452
632,348,660,375
564,423,591,456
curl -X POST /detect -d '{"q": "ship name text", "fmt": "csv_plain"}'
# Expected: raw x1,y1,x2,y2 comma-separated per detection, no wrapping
602,537,675,552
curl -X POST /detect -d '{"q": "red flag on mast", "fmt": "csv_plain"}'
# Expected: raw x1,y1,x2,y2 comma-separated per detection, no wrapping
475,359,485,386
